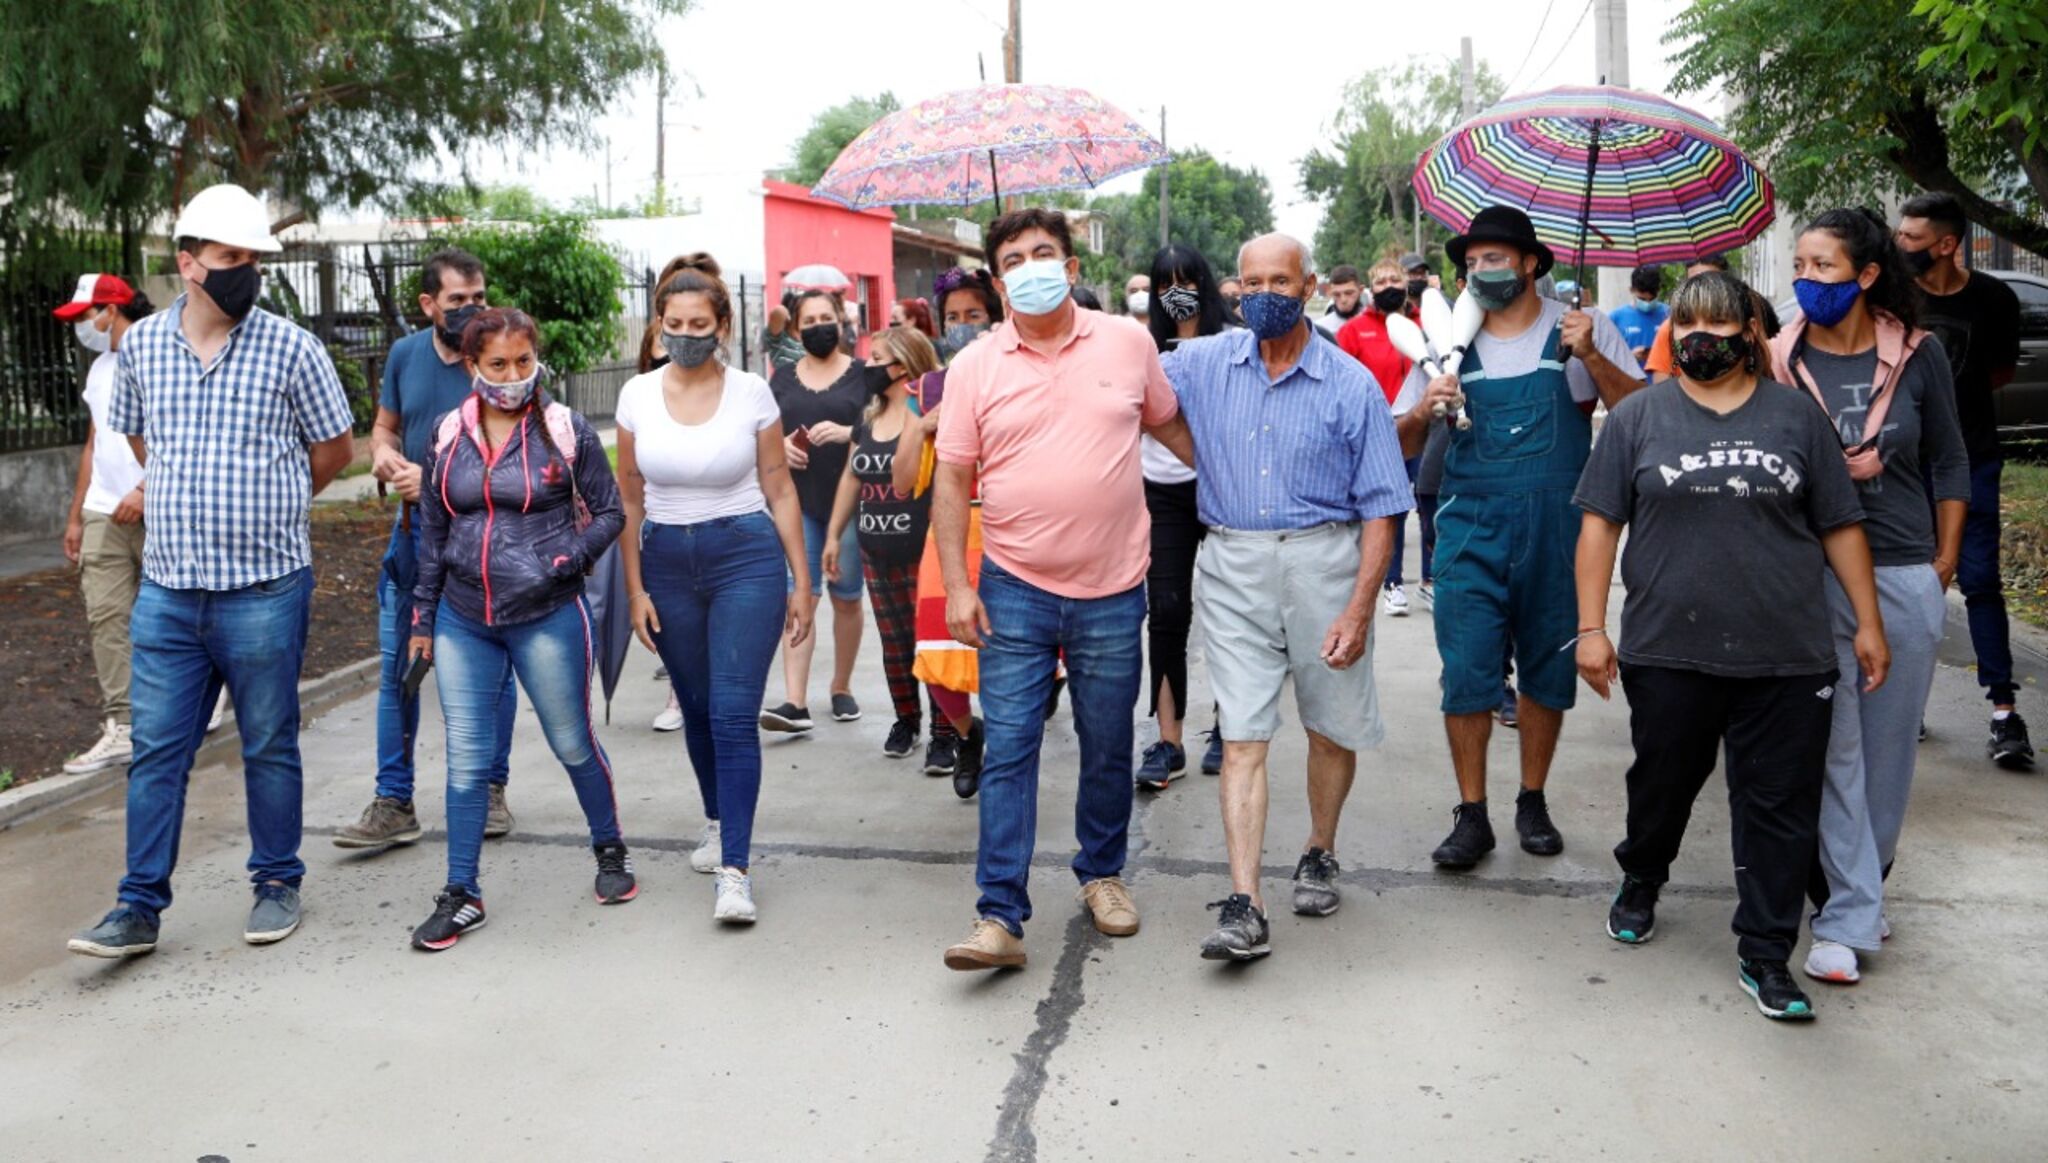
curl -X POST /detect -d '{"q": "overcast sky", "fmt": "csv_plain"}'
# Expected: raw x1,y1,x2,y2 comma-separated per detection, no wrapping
456,0,1711,247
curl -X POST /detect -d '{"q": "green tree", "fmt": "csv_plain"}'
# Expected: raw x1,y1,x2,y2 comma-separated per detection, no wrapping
1670,0,2048,259
1299,60,1506,275
1132,150,1275,278
408,215,627,374
780,92,901,187
0,1,687,226
409,183,555,223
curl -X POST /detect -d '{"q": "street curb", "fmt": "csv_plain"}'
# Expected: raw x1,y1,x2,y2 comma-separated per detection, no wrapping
0,655,382,833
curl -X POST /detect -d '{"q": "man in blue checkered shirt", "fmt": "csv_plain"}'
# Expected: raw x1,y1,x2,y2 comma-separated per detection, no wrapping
68,184,356,960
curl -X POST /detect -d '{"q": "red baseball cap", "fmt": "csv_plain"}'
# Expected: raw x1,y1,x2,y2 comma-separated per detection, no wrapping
53,273,136,321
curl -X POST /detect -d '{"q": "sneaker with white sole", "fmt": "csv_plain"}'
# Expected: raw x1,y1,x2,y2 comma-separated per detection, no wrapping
207,689,229,733
714,867,757,923
689,821,723,873
1803,938,1861,984
63,718,132,774
1382,583,1409,617
1417,581,1435,608
652,690,683,732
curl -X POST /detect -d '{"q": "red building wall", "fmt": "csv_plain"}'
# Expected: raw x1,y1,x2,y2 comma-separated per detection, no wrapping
762,179,898,344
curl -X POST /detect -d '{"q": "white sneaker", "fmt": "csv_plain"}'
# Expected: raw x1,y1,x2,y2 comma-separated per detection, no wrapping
713,867,757,924
652,690,683,732
63,718,133,774
1417,582,1434,608
1803,938,1861,984
689,821,722,873
206,690,229,733
1879,913,1891,941
1382,584,1409,617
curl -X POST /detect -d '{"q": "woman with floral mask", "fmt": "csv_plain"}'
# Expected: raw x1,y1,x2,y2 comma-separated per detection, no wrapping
1136,243,1232,789
406,308,631,952
1768,208,1969,989
1575,271,1889,1021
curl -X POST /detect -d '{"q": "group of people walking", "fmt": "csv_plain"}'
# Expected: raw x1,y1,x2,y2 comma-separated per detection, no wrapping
55,179,2026,1024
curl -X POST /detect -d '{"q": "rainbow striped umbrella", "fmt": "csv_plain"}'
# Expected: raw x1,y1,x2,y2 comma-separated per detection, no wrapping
812,84,1166,208
1413,85,1775,270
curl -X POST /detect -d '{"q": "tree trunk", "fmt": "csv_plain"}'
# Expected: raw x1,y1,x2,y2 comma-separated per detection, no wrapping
1885,91,2048,261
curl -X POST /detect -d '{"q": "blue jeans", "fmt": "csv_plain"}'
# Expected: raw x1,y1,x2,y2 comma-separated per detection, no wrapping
641,513,788,870
375,521,515,800
432,597,622,895
1958,459,2015,705
975,558,1145,934
119,568,313,918
793,510,863,602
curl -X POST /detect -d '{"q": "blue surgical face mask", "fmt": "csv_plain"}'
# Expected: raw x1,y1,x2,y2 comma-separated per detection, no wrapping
1794,277,1864,328
1239,290,1306,340
1002,259,1073,317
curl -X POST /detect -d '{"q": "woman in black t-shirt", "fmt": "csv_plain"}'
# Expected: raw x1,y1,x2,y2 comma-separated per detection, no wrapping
1572,272,1890,1023
763,288,869,733
824,326,941,760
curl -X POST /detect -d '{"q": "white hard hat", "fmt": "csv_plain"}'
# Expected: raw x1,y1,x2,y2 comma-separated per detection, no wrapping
171,184,283,253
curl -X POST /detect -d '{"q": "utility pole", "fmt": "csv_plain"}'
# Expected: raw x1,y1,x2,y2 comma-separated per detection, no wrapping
604,139,613,213
1158,107,1170,248
1593,0,1632,311
654,63,667,217
1004,0,1022,84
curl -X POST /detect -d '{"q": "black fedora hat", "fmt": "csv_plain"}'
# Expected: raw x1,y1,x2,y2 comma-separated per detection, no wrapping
1447,206,1555,279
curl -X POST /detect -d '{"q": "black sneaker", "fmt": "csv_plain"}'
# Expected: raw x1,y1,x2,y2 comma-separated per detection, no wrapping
923,730,960,776
1291,848,1341,917
1431,801,1496,869
68,906,159,958
593,841,638,904
831,692,862,722
1496,686,1519,729
1738,958,1817,1021
1606,873,1659,943
1989,712,2035,769
1199,894,1272,961
884,717,920,759
954,717,985,799
1200,727,1223,775
1515,787,1564,855
412,885,486,952
1045,674,1066,720
1135,741,1186,791
759,702,814,732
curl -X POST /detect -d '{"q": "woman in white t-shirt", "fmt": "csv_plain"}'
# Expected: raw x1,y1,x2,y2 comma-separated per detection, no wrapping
615,253,813,925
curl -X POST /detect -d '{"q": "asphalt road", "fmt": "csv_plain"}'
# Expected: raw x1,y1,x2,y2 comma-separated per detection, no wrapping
3,532,2045,1161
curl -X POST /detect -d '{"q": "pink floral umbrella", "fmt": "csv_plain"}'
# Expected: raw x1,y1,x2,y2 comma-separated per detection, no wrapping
811,84,1167,208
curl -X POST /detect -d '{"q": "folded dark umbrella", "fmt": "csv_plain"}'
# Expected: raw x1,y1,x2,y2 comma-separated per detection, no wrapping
584,542,633,723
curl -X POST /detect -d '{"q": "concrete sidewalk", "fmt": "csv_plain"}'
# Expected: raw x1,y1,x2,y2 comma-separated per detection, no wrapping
2,532,2044,1160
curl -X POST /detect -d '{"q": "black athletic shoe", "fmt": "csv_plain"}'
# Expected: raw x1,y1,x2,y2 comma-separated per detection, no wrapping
412,885,486,952
1989,712,2035,769
1496,686,1519,729
1291,848,1341,917
1200,727,1224,775
1199,894,1272,961
884,717,920,759
1135,741,1186,792
923,730,959,776
1738,958,1816,1021
1431,801,1496,869
759,702,814,732
1606,874,1659,943
831,692,862,722
954,717,985,799
593,842,638,904
1515,787,1564,855
1045,674,1066,720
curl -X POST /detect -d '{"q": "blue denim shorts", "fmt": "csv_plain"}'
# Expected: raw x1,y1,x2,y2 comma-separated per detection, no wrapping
793,510,864,602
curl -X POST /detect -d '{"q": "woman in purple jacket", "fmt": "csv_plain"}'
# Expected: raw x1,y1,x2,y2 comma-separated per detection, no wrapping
407,308,630,952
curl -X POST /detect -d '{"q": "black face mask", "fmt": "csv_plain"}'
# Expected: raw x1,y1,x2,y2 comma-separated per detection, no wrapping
861,362,900,396
1673,330,1751,383
197,261,262,321
438,303,483,348
800,323,842,358
1406,278,1428,299
1372,287,1408,315
1901,245,1938,276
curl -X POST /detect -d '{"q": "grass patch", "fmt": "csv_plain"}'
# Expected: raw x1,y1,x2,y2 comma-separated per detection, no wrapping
2001,460,2048,630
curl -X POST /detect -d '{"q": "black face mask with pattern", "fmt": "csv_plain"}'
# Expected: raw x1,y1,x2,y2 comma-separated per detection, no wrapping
1673,329,1751,382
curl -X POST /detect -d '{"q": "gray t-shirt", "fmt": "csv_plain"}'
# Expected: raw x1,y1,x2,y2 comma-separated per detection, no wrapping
1793,337,1969,567
1575,379,1865,677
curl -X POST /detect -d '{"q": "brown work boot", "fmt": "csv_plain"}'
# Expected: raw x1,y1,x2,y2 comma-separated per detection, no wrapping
943,918,1027,971
333,796,422,849
484,784,515,838
1079,876,1140,936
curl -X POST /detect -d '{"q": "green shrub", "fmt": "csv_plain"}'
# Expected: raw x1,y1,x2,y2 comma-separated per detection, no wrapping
401,214,625,374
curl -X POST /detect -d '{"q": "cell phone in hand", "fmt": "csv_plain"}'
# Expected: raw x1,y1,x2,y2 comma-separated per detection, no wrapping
790,426,814,452
402,653,433,699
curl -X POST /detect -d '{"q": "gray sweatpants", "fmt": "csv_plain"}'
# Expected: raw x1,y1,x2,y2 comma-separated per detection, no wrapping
1816,564,1945,950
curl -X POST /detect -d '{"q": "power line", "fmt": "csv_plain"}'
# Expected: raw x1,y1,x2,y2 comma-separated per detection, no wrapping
1531,0,1596,88
1503,0,1562,93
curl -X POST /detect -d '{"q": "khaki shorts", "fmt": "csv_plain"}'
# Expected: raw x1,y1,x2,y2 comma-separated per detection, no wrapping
1195,522,1383,751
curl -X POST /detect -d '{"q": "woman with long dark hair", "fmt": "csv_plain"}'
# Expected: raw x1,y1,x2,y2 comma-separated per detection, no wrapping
1769,208,1968,988
407,308,632,951
1135,243,1231,790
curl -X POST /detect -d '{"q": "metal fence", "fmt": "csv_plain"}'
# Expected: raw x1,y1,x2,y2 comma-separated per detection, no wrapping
0,227,127,453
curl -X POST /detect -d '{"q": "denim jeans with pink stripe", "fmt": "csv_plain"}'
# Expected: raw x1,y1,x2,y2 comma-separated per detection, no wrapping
431,596,622,895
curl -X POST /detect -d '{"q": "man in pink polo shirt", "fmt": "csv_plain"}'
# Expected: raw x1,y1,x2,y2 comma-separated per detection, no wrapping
933,207,1194,971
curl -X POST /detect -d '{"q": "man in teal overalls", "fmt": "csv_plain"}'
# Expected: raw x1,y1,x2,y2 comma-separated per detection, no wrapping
1394,206,1645,869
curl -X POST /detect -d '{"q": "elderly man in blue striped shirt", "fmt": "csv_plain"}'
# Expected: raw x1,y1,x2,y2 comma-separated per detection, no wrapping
1161,232,1413,962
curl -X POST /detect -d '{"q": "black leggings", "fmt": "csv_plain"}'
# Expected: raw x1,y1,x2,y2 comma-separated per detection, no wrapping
1144,478,1205,721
